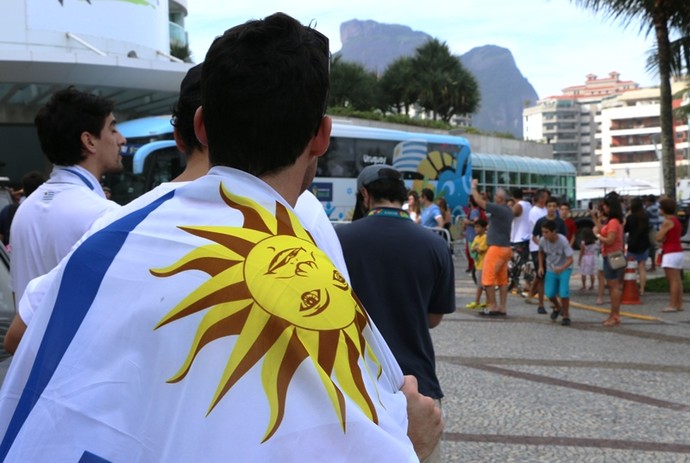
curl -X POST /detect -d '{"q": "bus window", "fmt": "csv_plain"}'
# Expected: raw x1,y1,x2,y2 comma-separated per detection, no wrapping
354,139,397,174
143,146,186,191
318,137,355,178
104,154,146,205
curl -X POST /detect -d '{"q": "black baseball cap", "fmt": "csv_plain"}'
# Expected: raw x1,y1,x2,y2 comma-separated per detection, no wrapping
356,164,403,190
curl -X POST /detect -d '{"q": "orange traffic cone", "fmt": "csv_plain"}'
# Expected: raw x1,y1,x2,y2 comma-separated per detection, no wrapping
621,257,641,305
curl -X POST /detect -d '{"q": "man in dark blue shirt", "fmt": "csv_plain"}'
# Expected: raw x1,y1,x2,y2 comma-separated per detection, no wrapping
336,165,455,462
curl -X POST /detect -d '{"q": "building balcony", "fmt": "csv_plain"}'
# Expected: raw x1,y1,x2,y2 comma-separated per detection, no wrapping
609,127,659,136
611,152,658,163
610,144,656,154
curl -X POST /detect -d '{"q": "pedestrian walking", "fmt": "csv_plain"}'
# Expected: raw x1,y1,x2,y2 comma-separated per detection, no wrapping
538,220,574,326
594,193,625,326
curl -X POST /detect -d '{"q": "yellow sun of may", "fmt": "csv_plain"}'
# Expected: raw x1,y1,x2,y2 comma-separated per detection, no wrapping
150,184,382,442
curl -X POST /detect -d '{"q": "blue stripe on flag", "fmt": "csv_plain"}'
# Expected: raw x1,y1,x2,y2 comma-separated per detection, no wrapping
79,451,113,463
0,190,176,460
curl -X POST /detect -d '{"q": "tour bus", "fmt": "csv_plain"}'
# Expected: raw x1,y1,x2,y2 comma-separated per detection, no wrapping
109,116,474,221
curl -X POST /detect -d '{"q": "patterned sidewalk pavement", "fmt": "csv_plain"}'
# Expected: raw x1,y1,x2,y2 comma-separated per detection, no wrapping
436,250,690,462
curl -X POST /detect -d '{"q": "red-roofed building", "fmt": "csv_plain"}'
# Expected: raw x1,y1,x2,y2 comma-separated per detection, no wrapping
562,72,639,102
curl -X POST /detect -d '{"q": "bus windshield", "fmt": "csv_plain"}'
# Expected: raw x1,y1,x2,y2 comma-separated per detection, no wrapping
105,115,180,205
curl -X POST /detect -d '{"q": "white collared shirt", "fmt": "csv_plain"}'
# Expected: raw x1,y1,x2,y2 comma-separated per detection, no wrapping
9,165,120,303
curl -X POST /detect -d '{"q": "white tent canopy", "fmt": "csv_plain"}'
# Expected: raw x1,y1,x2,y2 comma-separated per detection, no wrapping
576,177,661,203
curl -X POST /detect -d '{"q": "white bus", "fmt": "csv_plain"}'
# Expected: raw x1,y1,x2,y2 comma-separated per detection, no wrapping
109,116,474,221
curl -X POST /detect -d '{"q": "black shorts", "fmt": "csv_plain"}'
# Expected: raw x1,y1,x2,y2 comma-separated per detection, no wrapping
531,251,543,280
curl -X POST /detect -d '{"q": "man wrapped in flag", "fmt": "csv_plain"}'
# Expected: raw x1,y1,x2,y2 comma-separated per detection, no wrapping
0,13,429,462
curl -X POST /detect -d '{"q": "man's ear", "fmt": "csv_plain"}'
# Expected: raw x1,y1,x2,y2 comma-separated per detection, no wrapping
193,107,208,146
173,129,186,154
310,116,332,159
80,131,96,156
360,187,370,208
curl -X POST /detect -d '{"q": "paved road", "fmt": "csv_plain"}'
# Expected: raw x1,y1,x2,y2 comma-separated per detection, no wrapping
437,250,690,462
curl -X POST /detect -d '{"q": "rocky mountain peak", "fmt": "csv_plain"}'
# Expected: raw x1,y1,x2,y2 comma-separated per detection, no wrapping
336,19,539,138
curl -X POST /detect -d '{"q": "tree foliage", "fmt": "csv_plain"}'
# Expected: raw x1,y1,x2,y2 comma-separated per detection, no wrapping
572,0,690,198
378,57,418,115
328,39,480,125
409,39,480,122
328,56,379,111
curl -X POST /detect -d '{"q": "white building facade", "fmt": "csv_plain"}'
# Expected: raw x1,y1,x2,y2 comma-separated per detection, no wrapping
523,72,639,176
0,0,192,181
596,82,690,186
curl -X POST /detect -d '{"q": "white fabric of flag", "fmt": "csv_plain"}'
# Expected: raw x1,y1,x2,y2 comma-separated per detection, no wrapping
0,167,416,463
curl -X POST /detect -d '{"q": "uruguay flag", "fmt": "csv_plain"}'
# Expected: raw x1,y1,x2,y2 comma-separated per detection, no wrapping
0,167,416,462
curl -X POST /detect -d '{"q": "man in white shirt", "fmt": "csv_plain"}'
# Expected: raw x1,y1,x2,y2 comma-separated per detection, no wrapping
7,88,123,324
509,188,532,293
526,189,549,312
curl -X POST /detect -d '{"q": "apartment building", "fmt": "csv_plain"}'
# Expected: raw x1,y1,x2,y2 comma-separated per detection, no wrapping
0,0,192,181
597,81,690,185
523,72,639,175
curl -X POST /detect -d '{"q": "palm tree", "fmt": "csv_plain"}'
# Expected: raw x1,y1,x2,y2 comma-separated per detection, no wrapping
411,39,479,122
572,0,690,199
379,57,418,115
328,56,379,111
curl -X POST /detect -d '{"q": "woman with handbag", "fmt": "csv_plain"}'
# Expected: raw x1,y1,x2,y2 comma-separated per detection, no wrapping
593,193,625,326
655,198,684,313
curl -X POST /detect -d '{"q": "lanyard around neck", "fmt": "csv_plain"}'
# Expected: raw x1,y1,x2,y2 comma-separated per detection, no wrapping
367,207,410,220
60,168,95,190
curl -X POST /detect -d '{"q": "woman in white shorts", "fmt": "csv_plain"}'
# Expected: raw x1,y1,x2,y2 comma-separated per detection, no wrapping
656,198,684,312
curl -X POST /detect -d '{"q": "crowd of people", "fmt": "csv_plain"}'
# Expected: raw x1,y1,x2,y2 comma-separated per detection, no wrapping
459,186,685,326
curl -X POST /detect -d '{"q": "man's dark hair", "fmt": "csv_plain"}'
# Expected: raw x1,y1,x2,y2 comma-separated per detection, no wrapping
365,178,407,205
546,197,559,206
201,13,330,176
22,171,47,197
511,188,523,200
542,219,557,232
34,87,114,166
421,188,434,202
535,189,549,202
171,64,203,156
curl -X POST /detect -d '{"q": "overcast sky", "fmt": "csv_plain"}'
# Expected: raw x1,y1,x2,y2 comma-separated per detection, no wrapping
184,0,660,99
